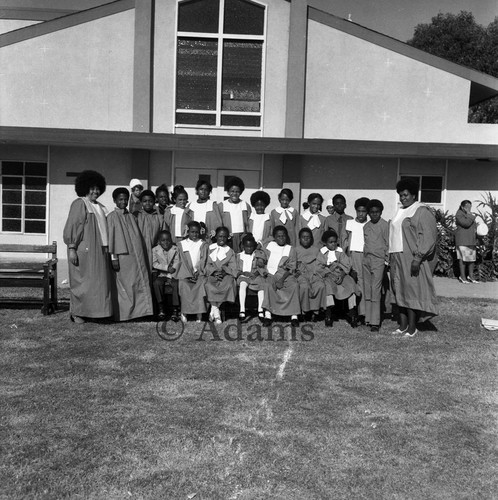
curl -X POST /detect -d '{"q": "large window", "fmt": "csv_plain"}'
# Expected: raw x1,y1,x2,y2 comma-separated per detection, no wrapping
1,161,47,234
176,0,265,128
400,175,443,204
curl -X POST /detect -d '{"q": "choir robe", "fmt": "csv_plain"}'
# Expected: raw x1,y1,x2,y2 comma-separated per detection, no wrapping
325,212,353,250
270,207,298,247
107,208,154,321
318,247,357,300
247,213,272,246
165,206,194,244
260,241,301,316
297,211,327,248
295,245,327,312
188,200,222,242
236,252,267,291
363,218,389,325
175,239,209,314
134,209,164,273
389,205,438,321
204,244,238,304
63,198,112,318
218,200,251,252
155,204,171,230
345,218,368,316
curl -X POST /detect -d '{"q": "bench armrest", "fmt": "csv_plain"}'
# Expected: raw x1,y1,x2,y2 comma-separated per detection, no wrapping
43,258,58,270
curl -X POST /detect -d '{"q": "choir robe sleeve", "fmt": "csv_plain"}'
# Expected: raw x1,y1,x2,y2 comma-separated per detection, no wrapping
221,249,238,277
107,212,130,256
336,251,352,273
63,199,87,249
413,207,438,262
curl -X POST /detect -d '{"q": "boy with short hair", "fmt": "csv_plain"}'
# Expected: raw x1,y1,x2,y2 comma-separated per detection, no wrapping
325,194,353,249
362,199,389,332
129,179,143,214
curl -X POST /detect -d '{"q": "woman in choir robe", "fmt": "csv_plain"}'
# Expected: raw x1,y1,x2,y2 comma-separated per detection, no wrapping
107,187,154,321
63,170,112,323
175,221,209,323
218,176,251,252
260,226,301,327
270,189,298,247
248,191,273,246
389,178,438,337
188,180,222,243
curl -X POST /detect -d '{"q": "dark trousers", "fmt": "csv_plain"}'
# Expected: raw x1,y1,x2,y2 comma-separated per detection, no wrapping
153,276,180,308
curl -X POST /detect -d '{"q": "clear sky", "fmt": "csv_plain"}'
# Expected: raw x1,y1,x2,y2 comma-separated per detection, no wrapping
327,0,498,41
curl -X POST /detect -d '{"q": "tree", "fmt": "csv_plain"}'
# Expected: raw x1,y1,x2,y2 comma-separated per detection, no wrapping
408,12,498,123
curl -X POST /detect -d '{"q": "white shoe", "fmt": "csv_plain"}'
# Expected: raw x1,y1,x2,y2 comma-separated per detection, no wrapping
467,277,479,284
180,314,188,324
403,329,418,338
391,327,408,335
458,277,469,284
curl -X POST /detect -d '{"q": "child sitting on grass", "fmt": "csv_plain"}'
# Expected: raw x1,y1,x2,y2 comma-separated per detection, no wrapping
204,226,238,324
319,230,359,328
176,221,208,323
295,228,326,322
236,234,267,323
297,193,327,248
152,230,180,322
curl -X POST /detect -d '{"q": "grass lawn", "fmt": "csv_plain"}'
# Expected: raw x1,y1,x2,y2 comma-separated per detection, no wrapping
1,294,497,499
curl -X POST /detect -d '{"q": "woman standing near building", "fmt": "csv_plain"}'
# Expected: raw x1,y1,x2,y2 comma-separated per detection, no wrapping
388,178,438,337
63,170,112,323
455,200,479,284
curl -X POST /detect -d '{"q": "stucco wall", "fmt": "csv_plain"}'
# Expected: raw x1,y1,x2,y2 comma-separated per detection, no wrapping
305,19,498,145
153,0,290,137
0,10,134,130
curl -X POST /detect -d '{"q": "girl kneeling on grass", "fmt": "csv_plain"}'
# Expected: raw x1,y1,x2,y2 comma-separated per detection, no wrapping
319,230,359,328
176,221,208,323
204,227,238,324
261,226,301,327
236,234,268,323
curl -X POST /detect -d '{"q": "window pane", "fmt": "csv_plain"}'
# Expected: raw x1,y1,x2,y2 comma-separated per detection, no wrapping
421,191,442,204
178,0,219,33
2,161,23,175
25,205,46,220
25,177,46,191
2,176,22,189
422,176,443,190
221,115,260,127
2,205,22,218
25,162,47,176
222,41,262,112
176,38,218,110
2,219,21,232
176,112,216,125
25,220,45,233
25,191,46,204
224,0,264,35
2,190,22,203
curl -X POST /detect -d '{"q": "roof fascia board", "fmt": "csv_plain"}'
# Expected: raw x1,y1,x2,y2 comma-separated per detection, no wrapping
0,0,135,48
0,8,75,21
0,126,497,160
308,2,498,95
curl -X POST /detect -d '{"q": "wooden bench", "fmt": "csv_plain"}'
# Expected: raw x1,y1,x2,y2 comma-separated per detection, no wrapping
0,241,58,315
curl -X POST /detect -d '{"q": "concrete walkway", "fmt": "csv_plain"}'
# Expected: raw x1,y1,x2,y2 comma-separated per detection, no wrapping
434,276,498,300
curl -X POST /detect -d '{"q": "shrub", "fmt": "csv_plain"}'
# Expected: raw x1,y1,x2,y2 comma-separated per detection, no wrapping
475,192,498,281
432,209,456,278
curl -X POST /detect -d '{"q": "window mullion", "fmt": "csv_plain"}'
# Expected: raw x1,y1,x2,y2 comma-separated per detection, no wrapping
216,0,226,127
22,162,26,233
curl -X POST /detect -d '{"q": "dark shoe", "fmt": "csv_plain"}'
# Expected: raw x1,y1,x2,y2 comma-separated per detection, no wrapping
171,309,180,322
262,317,272,327
291,318,299,328
350,315,359,329
311,311,320,323
370,325,380,332
324,317,333,327
358,315,366,326
239,312,249,323
157,312,166,321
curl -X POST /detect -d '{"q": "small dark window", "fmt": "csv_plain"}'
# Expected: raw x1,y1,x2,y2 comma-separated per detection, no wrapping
224,0,265,35
178,0,220,33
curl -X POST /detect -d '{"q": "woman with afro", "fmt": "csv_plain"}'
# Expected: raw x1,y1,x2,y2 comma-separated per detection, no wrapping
63,170,112,323
247,190,272,245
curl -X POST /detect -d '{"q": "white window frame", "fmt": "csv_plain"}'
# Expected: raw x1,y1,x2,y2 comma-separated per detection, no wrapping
0,160,48,235
398,173,445,207
174,0,267,130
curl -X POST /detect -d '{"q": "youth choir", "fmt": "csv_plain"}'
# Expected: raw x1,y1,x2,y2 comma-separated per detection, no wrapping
64,171,438,335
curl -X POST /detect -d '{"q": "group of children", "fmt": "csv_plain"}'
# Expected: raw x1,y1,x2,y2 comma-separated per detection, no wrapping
106,177,390,331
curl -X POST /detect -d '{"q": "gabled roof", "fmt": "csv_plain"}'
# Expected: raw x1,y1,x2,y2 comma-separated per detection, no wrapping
307,0,498,106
